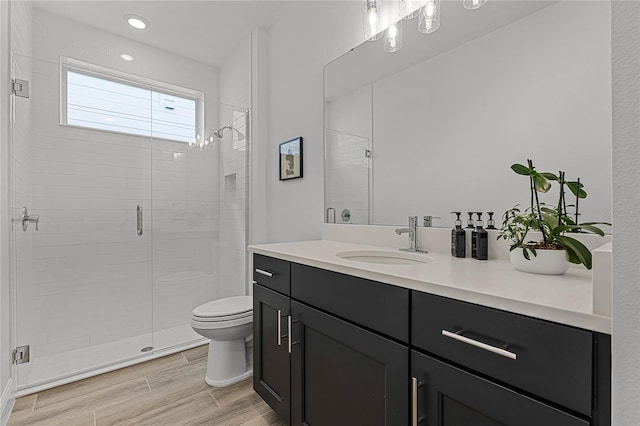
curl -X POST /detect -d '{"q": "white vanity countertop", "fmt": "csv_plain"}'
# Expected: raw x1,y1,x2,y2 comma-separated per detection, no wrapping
248,240,611,334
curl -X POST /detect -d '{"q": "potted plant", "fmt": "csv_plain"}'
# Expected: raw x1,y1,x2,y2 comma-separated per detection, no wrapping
497,159,609,275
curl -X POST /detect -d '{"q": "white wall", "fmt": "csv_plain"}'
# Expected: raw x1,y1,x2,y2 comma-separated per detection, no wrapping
611,1,640,424
367,2,611,226
265,1,365,242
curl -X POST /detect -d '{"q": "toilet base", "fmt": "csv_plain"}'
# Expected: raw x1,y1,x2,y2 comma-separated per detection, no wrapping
205,369,252,387
205,338,253,388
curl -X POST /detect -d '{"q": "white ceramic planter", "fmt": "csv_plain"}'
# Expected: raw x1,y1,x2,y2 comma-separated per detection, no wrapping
509,248,570,275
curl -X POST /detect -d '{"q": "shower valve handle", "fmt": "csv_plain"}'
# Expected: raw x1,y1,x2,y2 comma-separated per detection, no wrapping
13,207,39,232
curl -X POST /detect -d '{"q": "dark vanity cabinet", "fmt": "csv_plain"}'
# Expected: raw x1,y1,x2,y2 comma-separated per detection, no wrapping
253,255,291,424
253,254,410,425
410,292,609,426
289,264,410,425
252,254,611,426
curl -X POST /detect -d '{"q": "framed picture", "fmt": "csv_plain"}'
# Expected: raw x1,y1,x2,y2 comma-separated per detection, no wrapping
279,137,303,181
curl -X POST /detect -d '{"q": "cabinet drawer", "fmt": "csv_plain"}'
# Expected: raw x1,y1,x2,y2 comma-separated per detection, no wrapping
253,254,290,295
412,351,590,426
412,292,593,416
291,264,409,343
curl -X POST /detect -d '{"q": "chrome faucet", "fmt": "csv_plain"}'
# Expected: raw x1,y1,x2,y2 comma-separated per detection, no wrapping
395,216,419,252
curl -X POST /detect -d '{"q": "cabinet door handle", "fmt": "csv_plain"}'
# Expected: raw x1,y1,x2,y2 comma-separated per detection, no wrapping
255,268,273,277
288,316,292,354
136,205,143,236
441,329,517,360
411,376,418,426
277,310,282,346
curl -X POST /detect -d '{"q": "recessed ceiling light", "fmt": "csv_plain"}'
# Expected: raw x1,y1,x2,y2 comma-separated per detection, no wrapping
120,53,135,62
125,14,149,30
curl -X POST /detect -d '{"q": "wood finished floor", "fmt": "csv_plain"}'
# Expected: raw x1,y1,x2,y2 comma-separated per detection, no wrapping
8,345,284,426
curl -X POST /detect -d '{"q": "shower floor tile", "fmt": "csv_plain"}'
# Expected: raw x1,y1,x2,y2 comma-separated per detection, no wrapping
8,345,282,426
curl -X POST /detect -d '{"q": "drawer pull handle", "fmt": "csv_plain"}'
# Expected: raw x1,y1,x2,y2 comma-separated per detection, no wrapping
442,329,517,360
277,310,282,346
288,316,292,354
255,268,274,277
411,376,418,426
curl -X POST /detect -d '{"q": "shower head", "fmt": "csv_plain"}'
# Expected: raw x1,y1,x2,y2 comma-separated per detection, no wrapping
212,125,244,139
213,127,226,139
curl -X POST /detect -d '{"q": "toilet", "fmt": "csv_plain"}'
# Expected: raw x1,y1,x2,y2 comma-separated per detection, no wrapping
191,296,253,387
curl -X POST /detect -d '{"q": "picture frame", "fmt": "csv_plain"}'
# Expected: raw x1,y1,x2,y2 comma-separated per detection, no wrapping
279,137,303,181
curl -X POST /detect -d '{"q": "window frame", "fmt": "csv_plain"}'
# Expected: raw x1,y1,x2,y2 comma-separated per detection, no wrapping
60,56,205,144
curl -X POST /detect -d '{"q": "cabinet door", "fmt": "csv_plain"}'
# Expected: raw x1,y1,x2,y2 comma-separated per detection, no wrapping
411,350,590,426
253,284,290,424
291,301,409,426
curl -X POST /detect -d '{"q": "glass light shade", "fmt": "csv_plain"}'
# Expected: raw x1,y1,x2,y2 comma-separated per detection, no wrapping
365,0,384,41
463,0,487,10
418,0,441,34
401,0,425,20
384,21,403,53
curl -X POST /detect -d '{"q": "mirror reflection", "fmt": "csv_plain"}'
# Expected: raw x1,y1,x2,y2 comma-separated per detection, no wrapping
324,1,612,228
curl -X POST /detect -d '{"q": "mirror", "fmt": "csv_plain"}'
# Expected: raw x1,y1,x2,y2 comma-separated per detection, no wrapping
324,1,612,228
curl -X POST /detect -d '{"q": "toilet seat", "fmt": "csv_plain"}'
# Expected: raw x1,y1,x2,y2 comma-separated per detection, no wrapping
192,296,252,322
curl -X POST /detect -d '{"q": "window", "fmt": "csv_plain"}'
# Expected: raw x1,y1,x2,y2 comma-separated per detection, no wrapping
61,58,203,144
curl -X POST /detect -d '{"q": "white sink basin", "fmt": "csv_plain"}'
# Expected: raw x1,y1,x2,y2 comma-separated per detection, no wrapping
336,250,433,265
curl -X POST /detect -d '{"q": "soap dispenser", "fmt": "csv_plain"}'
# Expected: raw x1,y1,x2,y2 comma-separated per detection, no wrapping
486,212,497,230
451,212,466,258
472,212,488,260
466,212,475,229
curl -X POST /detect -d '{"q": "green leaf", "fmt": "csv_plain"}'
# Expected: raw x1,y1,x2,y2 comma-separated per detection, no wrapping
511,163,531,175
554,235,592,269
566,181,587,198
523,248,530,260
580,221,612,227
566,248,581,264
576,224,606,236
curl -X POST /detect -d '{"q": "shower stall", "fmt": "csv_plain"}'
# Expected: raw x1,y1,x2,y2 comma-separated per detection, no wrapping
9,5,251,393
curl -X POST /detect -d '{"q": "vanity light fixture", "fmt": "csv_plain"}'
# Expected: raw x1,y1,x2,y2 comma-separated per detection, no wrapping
463,0,487,10
401,0,426,20
384,21,403,53
365,0,488,52
365,0,384,41
125,14,149,30
188,134,214,150
418,0,441,34
119,53,134,61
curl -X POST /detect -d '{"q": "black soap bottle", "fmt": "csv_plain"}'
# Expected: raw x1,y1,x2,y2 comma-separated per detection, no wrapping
450,212,466,258
473,212,488,261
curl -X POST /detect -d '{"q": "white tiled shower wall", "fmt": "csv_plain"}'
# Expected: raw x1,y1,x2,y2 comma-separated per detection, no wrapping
13,8,225,381
325,85,372,225
325,131,369,225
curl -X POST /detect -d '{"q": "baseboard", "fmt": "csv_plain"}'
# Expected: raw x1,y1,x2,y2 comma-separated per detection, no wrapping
0,378,15,426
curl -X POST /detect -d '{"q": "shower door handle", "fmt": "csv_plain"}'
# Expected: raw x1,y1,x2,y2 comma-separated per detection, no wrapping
137,205,143,236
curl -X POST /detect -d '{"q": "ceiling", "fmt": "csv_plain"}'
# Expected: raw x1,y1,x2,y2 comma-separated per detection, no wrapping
33,1,293,67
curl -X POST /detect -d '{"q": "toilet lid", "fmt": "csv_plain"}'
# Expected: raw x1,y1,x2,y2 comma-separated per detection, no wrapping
192,296,252,320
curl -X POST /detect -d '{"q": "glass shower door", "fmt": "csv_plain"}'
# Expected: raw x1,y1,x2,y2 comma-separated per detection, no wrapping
11,54,154,390
150,102,250,350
